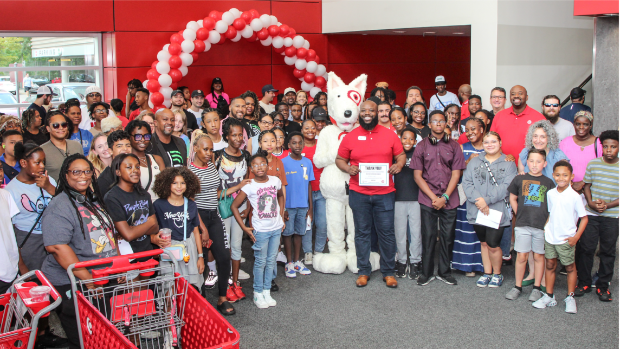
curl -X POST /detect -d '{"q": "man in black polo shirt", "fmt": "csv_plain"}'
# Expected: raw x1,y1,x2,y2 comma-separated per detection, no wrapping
27,86,56,124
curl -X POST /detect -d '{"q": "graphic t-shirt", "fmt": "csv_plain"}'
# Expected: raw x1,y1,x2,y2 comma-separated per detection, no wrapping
282,155,314,208
5,176,56,234
394,149,419,201
507,173,556,229
187,108,203,127
248,156,288,186
214,149,250,198
70,129,94,156
162,140,184,167
153,199,201,242
104,186,155,253
428,91,460,113
242,176,284,232
0,189,19,283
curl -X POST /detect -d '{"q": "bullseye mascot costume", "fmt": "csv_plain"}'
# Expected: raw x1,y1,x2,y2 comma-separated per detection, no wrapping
312,72,381,274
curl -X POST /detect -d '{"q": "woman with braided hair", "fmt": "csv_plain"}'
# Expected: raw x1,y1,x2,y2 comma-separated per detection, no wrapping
41,154,118,349
21,108,49,145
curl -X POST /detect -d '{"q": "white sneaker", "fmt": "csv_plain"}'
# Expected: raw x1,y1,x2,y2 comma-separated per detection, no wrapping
276,251,287,263
262,290,277,307
285,263,297,278
532,294,557,309
295,261,311,275
238,269,251,280
564,295,577,314
204,270,218,289
305,252,313,265
253,292,269,309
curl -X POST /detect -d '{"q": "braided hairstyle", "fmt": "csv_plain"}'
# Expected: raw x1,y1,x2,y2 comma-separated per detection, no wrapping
55,154,115,239
21,109,38,131
466,116,487,134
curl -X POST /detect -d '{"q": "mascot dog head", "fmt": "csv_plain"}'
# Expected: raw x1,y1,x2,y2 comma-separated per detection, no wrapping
326,72,368,132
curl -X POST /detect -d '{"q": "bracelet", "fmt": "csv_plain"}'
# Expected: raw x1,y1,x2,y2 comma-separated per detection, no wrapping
441,193,450,201
197,253,204,258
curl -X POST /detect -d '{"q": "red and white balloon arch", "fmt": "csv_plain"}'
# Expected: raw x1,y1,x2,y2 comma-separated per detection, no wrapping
144,8,329,109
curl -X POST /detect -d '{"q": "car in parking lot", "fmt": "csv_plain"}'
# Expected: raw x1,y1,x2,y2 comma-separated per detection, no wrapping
23,82,94,103
0,77,17,95
0,91,20,116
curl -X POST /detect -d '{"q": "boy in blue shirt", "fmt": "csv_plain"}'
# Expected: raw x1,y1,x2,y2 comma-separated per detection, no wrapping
282,132,314,278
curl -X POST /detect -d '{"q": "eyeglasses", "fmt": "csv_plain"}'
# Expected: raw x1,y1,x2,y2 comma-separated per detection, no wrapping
491,96,506,100
94,109,107,114
412,110,425,115
52,122,68,129
87,93,102,98
274,120,283,124
543,103,560,108
261,121,274,126
67,169,93,177
133,134,152,141
430,120,446,125
252,163,268,169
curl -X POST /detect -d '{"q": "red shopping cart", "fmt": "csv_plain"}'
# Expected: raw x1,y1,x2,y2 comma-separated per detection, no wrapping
0,270,62,349
68,249,240,349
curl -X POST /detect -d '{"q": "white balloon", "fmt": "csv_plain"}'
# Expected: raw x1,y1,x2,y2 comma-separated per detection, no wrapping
186,21,199,31
181,40,195,53
143,80,149,89
163,44,170,51
215,20,228,34
283,37,293,47
260,37,272,46
250,18,263,32
284,56,296,66
182,29,196,41
148,100,154,109
299,77,305,82
310,87,322,98
222,11,235,25
270,15,278,25
156,61,170,75
301,81,314,92
231,32,242,42
323,73,329,80
293,35,305,49
303,40,310,49
315,64,326,76
294,59,307,70
203,40,211,52
160,86,173,98
179,66,188,77
260,14,271,28
241,25,254,38
197,20,203,28
229,8,241,18
163,99,171,108
277,22,282,26
306,61,318,73
157,50,171,62
180,52,193,66
208,31,221,44
158,74,172,87
272,36,284,49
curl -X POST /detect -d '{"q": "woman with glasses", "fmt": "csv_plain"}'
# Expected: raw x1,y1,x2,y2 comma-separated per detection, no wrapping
88,102,110,137
41,111,84,182
125,120,164,202
408,102,431,139
272,112,285,130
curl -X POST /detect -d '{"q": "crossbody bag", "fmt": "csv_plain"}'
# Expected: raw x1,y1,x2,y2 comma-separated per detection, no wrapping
482,160,513,220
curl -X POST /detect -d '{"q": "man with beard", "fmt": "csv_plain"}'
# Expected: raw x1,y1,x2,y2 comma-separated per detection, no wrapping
336,100,406,288
428,76,460,113
79,86,115,130
377,100,394,131
542,95,574,141
28,86,56,124
458,84,472,119
146,108,187,168
220,97,252,151
188,90,205,126
170,89,198,132
283,87,297,120
490,85,544,159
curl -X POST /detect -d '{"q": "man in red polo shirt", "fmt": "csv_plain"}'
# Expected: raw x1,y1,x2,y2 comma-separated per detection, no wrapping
336,100,406,289
490,85,545,159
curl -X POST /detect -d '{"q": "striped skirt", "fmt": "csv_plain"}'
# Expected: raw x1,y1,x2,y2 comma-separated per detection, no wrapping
451,203,484,273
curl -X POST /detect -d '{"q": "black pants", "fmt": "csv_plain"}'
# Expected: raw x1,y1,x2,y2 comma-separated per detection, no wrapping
54,284,80,349
473,225,505,249
198,209,230,297
420,204,457,278
576,215,619,289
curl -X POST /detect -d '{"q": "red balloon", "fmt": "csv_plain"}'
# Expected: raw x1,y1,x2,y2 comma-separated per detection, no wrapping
233,18,246,31
257,28,269,41
304,72,316,83
296,48,308,59
225,26,237,40
170,34,183,45
178,30,185,37
246,33,258,42
193,40,205,53
196,27,209,41
313,56,320,64
218,34,227,45
170,82,178,90
314,76,326,88
191,52,199,62
274,46,285,53
168,43,182,56
293,68,306,78
209,11,222,21
169,68,182,83
151,61,158,70
146,69,159,80
267,25,280,37
240,11,252,23
285,47,297,57
150,92,164,106
249,9,260,19
203,17,216,31
279,24,290,37
147,79,160,92
168,55,182,69
288,28,296,38
306,49,317,61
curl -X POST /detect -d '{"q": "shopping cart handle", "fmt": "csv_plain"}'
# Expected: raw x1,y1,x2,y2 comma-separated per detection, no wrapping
35,270,61,301
74,249,164,269
91,259,159,281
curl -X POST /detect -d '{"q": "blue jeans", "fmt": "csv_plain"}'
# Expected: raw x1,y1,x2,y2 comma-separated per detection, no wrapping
252,228,282,293
283,207,308,236
501,226,512,258
349,190,396,277
303,190,327,253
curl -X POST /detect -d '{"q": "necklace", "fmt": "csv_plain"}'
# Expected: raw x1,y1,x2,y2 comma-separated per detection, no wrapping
138,155,148,166
52,141,68,158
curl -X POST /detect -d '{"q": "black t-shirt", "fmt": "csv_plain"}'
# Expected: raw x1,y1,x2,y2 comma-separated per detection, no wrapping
161,140,184,167
27,103,47,124
104,186,155,253
242,119,260,138
410,125,431,140
507,173,556,230
97,167,114,198
284,121,302,135
22,129,49,146
182,108,198,131
153,199,200,241
394,149,419,201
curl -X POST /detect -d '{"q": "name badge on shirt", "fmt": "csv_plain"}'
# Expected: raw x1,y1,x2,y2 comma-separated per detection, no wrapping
358,136,367,140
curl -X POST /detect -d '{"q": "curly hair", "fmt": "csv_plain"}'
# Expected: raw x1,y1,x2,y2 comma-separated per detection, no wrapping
152,167,201,200
21,109,38,131
221,117,244,143
524,120,560,151
240,90,260,121
88,101,110,120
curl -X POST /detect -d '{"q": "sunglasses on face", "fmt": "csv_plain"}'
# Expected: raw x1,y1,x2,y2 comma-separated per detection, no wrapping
67,169,93,177
544,103,560,108
87,93,102,98
52,122,68,129
94,109,107,114
252,163,268,169
133,134,151,141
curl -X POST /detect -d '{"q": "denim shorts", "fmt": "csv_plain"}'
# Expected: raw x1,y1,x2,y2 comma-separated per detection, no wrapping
282,207,309,237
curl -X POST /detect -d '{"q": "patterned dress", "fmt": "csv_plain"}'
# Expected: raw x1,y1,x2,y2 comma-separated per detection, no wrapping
452,142,485,273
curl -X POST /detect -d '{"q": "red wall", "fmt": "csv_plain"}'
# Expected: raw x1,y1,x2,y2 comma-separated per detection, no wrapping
574,0,618,16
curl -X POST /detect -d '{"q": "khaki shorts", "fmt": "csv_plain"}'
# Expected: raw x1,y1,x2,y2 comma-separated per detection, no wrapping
544,240,575,266
514,226,545,254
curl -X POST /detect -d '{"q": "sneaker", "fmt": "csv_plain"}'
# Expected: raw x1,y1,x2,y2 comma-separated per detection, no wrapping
532,294,557,309
408,262,420,280
488,274,504,288
476,274,492,288
204,270,217,289
270,280,279,292
528,288,544,302
226,287,239,303
559,266,567,275
276,251,287,264
238,269,251,280
395,262,407,278
294,261,311,275
285,263,297,278
574,285,592,297
597,288,613,302
232,283,246,300
262,290,276,307
253,292,269,309
505,287,522,300
591,272,599,287
305,252,313,265
436,274,457,285
564,295,577,313
417,275,435,286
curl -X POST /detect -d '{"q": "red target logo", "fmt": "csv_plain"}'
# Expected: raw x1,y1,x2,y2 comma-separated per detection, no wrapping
347,90,362,106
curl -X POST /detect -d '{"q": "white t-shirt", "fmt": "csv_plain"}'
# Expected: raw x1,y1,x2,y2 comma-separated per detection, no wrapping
428,91,460,113
552,118,576,142
545,187,588,245
0,189,20,282
79,105,115,131
242,176,284,232
259,101,275,114
213,137,228,151
187,108,203,127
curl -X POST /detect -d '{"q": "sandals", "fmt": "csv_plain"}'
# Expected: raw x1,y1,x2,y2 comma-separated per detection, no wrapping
217,301,236,316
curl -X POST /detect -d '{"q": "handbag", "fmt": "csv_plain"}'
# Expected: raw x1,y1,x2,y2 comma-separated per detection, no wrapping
482,160,512,220
162,198,189,262
218,188,234,219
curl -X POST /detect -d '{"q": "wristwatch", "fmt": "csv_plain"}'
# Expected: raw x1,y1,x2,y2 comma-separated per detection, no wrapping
197,253,204,258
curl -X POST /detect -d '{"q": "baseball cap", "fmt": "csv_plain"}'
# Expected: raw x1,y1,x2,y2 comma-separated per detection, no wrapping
85,86,102,95
171,89,184,98
435,75,446,85
36,85,58,96
262,84,279,95
570,87,585,99
212,77,222,84
312,106,328,121
284,87,296,95
191,90,205,98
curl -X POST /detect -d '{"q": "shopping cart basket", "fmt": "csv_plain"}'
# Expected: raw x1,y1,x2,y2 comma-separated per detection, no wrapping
0,270,62,349
68,249,240,349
